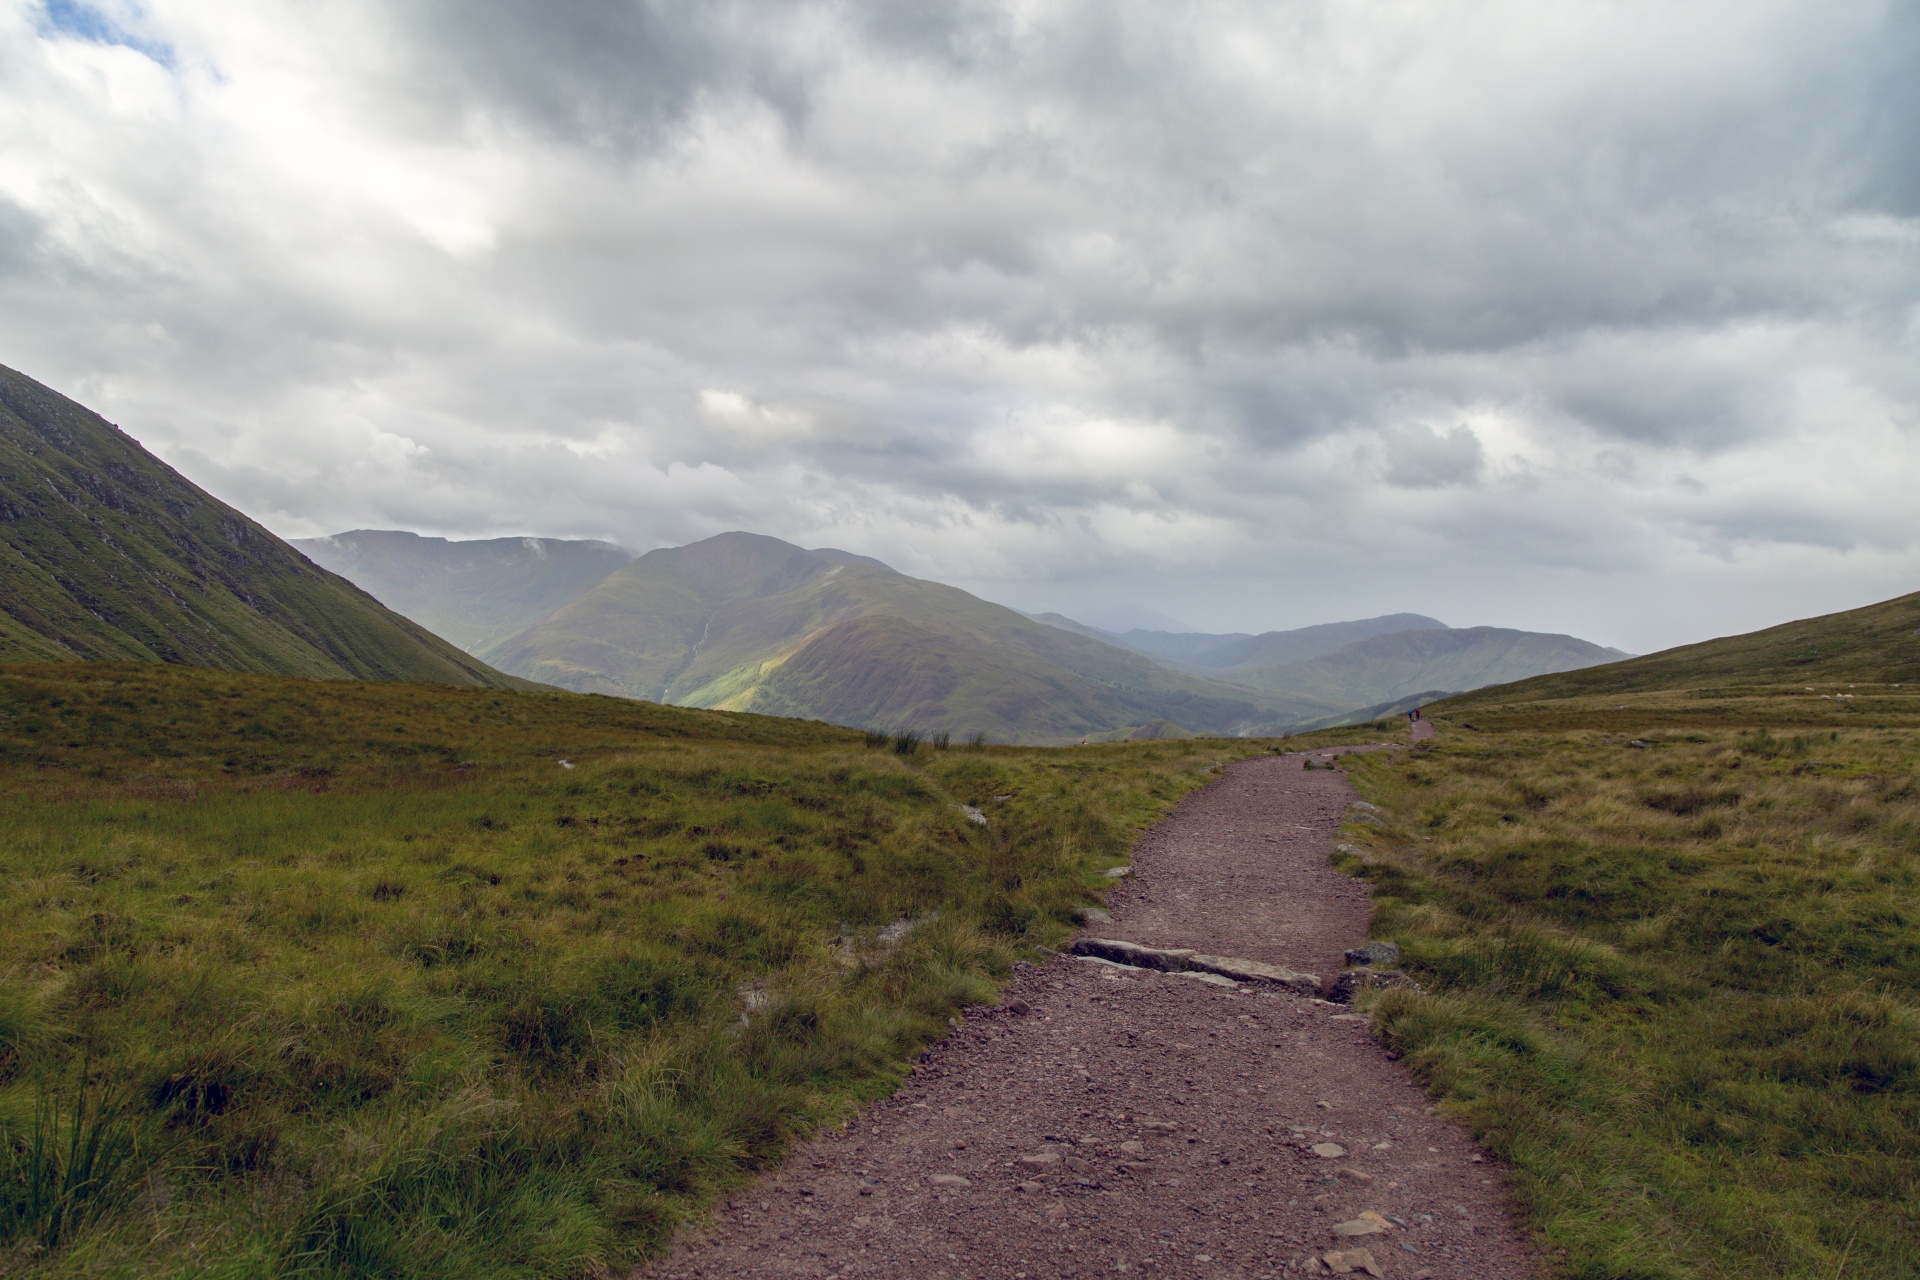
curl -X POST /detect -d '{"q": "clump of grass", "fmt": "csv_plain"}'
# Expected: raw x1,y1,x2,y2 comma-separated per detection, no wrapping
891,729,922,756
1343,710,1920,1280
0,663,1263,1275
0,1083,142,1254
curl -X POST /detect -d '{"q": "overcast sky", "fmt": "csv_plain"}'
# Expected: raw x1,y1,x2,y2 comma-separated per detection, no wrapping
2,1,1916,650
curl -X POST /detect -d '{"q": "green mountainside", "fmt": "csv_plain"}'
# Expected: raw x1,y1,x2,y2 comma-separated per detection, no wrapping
1219,624,1626,706
482,532,1339,741
0,363,529,687
1438,587,1920,711
292,528,632,653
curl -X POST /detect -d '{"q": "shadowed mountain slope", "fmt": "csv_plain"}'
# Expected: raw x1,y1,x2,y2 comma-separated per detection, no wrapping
1220,625,1626,707
482,533,1338,742
0,364,530,687
293,529,632,653
1438,589,1920,710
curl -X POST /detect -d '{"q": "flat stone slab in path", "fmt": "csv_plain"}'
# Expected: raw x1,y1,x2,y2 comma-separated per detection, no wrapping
636,751,1537,1280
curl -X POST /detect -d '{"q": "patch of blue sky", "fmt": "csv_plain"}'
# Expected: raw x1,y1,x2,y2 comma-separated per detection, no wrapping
39,0,175,68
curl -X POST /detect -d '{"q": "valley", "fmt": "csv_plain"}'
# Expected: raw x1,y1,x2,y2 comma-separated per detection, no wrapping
302,526,1628,744
0,365,1914,1279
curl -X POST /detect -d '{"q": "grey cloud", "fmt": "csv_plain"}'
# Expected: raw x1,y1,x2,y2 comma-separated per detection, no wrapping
1,0,1917,653
1380,424,1484,490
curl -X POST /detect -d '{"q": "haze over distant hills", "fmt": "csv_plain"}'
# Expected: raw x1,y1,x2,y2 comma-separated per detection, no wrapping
0,365,529,688
1030,610,1626,715
1032,612,1450,669
292,530,633,654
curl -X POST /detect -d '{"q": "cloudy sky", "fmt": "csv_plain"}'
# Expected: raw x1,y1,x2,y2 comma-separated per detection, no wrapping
2,0,1916,651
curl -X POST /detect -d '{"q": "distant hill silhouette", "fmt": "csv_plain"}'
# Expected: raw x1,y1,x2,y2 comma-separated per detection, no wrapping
293,529,631,653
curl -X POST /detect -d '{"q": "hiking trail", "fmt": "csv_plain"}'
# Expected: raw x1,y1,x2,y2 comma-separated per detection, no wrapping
639,740,1536,1280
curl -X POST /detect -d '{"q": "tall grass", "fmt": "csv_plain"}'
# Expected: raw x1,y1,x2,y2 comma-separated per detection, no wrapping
1341,708,1920,1280
0,663,1261,1276
1,1083,141,1253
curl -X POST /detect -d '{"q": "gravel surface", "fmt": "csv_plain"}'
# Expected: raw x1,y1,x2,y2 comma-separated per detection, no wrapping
1102,746,1393,984
637,749,1538,1280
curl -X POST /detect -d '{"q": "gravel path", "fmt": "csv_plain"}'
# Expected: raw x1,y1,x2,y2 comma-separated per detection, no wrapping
638,749,1537,1280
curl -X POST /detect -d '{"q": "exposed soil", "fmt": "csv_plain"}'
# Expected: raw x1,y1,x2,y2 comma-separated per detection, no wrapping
1100,746,1392,984
638,747,1537,1280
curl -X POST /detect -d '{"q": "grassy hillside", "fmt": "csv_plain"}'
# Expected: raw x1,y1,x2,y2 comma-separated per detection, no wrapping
0,662,1267,1277
1440,588,1920,706
293,530,631,654
1223,625,1624,705
1332,594,1920,1279
484,532,1338,742
0,365,526,688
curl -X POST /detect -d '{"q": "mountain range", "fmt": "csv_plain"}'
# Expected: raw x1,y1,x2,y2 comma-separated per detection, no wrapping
301,526,1626,741
0,364,528,688
476,531,1332,741
271,525,1637,740
0,364,1630,736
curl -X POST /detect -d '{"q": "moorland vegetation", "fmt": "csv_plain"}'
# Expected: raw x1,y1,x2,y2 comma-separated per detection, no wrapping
1340,589,1920,1279
0,662,1271,1277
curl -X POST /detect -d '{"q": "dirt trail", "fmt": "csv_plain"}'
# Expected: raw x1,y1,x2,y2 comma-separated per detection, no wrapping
639,748,1536,1280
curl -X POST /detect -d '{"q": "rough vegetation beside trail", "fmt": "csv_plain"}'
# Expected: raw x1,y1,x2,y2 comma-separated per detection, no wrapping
1343,687,1920,1279
0,662,1277,1277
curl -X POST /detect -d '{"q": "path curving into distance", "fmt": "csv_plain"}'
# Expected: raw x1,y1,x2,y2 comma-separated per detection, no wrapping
639,746,1537,1280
